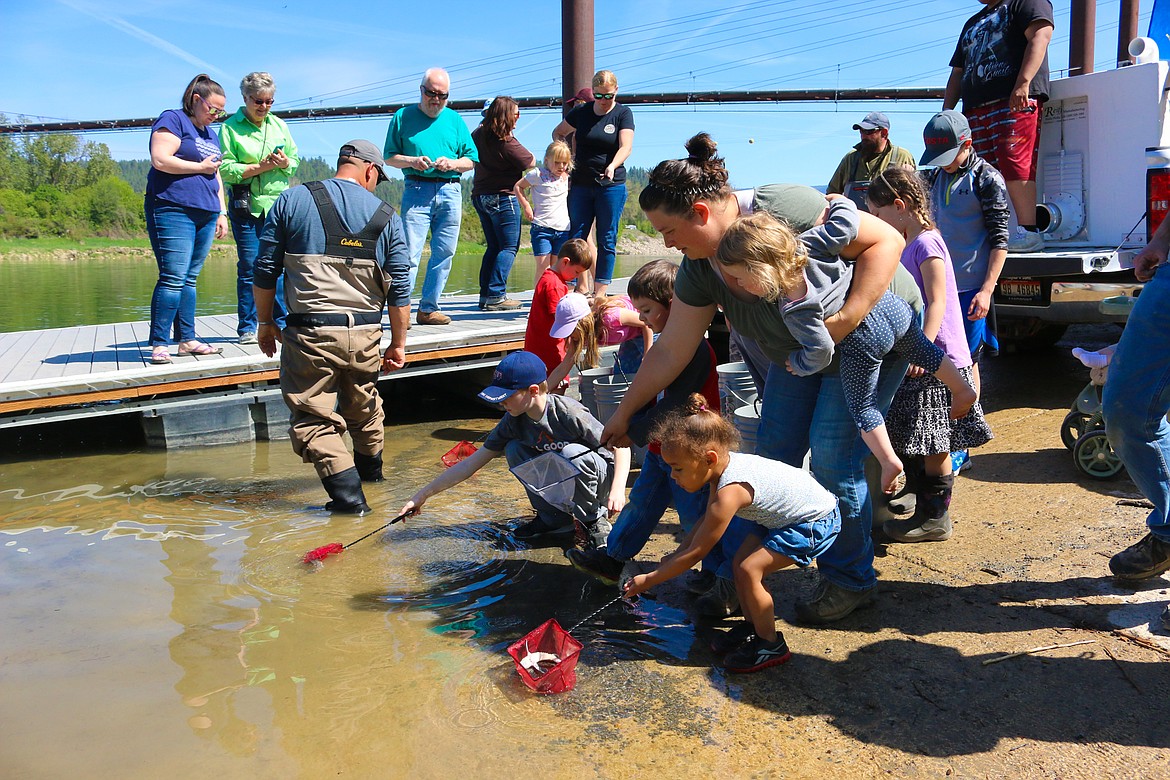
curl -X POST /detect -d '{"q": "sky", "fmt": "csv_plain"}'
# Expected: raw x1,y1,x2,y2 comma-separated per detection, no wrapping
0,0,1155,188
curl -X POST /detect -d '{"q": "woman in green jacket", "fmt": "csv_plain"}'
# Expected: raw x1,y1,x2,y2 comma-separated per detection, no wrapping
219,71,299,343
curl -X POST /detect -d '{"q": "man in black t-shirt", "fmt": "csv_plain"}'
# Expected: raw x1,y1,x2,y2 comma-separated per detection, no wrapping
943,0,1054,252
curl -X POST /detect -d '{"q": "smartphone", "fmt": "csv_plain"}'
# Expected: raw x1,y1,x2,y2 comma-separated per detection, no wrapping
271,145,284,154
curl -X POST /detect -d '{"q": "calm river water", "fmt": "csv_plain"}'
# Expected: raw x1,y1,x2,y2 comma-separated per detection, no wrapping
0,249,718,778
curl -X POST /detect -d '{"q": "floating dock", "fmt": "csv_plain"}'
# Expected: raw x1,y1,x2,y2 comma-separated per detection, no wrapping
0,290,552,447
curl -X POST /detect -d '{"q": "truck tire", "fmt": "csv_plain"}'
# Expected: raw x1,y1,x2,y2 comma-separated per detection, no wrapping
998,317,1069,353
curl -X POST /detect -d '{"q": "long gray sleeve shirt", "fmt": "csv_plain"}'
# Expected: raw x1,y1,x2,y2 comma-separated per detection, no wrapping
781,198,861,376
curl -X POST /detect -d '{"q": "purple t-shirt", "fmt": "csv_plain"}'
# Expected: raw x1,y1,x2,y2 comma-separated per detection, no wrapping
145,109,222,213
900,230,972,368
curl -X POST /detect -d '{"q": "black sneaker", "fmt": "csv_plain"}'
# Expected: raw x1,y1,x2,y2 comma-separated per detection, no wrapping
1109,533,1170,580
794,578,874,624
686,569,718,595
722,634,792,673
709,621,756,655
565,547,625,586
695,576,740,618
512,515,574,542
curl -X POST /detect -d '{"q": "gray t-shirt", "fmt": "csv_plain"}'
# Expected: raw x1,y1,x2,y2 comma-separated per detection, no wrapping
718,452,838,529
484,394,614,466
783,198,861,376
675,183,923,371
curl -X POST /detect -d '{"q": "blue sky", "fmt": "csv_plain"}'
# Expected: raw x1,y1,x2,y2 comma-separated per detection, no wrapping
0,0,1153,187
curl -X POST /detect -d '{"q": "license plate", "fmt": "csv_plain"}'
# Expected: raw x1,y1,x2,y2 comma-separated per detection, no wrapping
998,278,1043,303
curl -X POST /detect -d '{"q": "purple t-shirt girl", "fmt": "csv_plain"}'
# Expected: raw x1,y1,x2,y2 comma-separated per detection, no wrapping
900,229,972,369
145,109,221,213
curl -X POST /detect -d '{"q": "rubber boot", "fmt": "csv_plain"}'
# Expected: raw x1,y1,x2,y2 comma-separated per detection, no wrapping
322,467,371,514
882,473,952,542
354,451,384,483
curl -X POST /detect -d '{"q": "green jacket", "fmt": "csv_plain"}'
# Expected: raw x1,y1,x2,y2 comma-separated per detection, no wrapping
218,110,299,217
826,142,916,196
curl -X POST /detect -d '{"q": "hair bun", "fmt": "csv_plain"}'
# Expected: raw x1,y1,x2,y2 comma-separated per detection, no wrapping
684,132,717,163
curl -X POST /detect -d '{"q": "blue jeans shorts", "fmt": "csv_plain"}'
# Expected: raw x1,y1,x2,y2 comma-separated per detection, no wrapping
756,505,842,567
530,223,571,256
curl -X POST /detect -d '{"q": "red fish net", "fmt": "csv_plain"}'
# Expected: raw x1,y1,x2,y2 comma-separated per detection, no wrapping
506,619,583,694
441,440,479,468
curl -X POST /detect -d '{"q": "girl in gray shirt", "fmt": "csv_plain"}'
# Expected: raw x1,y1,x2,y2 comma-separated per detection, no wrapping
622,394,841,674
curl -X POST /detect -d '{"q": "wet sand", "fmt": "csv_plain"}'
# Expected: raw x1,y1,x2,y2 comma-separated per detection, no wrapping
3,326,1170,779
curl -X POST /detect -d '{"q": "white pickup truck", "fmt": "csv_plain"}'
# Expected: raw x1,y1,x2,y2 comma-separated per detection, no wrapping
993,38,1163,348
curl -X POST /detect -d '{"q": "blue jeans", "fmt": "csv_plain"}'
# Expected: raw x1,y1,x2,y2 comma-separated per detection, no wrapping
1104,266,1170,539
145,197,217,346
530,223,570,256
472,193,521,306
607,450,751,578
568,182,627,285
230,210,285,334
402,179,462,313
756,356,909,591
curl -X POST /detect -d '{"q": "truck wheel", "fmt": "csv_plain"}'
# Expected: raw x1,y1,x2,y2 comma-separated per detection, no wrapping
1072,430,1125,480
999,318,1069,352
1061,411,1091,450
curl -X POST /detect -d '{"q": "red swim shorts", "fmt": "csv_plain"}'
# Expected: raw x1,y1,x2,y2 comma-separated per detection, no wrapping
966,97,1044,182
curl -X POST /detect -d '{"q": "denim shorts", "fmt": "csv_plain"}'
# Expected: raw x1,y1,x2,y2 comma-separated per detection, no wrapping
756,505,842,567
530,223,571,256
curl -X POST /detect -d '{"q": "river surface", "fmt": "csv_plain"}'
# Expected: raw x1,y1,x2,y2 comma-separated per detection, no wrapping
0,250,651,333
0,249,706,778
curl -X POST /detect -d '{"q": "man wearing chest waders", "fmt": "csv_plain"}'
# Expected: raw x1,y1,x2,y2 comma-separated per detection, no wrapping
254,139,411,513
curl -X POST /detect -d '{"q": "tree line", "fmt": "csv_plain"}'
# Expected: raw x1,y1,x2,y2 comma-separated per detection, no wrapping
0,122,657,243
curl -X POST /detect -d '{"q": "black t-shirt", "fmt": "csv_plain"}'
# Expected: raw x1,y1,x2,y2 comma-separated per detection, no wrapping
565,102,635,185
949,0,1054,108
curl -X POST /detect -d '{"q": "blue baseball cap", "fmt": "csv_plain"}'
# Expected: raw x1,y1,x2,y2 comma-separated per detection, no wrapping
478,351,548,403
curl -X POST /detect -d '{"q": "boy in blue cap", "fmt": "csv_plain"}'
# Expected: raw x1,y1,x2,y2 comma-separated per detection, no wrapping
401,350,630,547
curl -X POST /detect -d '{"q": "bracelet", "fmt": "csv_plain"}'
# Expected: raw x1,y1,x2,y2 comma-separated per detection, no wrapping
258,321,274,326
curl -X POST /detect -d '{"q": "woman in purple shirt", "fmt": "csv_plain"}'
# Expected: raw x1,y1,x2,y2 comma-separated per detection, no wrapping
144,73,229,364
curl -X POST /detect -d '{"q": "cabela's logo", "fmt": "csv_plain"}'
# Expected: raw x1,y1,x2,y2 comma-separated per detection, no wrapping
340,238,366,247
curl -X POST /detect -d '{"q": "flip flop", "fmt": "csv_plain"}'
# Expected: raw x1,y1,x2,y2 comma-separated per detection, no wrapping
150,348,172,365
177,341,223,356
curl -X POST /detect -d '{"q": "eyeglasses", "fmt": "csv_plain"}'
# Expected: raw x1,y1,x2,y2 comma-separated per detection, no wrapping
248,96,275,106
859,127,881,135
422,87,449,100
198,95,227,120
593,92,615,100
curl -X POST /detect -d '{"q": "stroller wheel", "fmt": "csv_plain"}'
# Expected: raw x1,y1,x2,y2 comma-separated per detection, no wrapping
1073,430,1125,480
1061,411,1092,450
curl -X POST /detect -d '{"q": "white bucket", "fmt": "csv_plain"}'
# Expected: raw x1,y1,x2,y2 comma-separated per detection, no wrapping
717,361,758,419
577,366,613,418
733,403,761,455
593,375,630,425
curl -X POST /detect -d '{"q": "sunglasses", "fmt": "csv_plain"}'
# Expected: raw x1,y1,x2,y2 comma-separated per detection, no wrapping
593,92,615,100
859,127,882,135
197,95,227,120
422,87,449,100
248,96,275,106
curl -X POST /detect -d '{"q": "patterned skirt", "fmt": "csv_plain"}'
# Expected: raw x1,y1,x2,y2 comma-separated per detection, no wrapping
886,365,992,456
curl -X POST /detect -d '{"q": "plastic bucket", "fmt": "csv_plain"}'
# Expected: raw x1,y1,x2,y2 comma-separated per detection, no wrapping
733,403,761,455
593,375,630,425
578,366,613,418
717,362,758,419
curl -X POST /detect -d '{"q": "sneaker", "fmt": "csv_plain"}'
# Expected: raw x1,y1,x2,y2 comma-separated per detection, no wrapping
512,515,574,542
416,310,452,326
709,620,757,655
238,332,258,345
1109,532,1170,580
481,298,522,312
565,547,625,586
1008,226,1044,252
686,568,718,595
882,514,953,542
950,450,972,474
794,578,875,624
722,633,792,673
695,576,740,618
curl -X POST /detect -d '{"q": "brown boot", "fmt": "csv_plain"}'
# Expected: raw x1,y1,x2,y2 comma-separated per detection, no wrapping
416,310,452,326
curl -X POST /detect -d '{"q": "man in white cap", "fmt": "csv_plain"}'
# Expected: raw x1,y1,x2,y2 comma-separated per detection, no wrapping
254,139,410,513
826,111,916,212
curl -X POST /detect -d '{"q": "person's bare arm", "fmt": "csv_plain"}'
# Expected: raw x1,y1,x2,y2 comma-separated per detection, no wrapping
552,119,574,142
604,129,634,180
822,211,905,343
943,66,964,111
1013,20,1055,109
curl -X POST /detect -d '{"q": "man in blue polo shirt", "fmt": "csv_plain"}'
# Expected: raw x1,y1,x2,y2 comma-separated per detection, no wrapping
384,68,478,326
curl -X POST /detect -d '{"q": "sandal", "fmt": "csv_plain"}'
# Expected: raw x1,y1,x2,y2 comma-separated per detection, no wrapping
150,348,172,365
177,341,223,356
